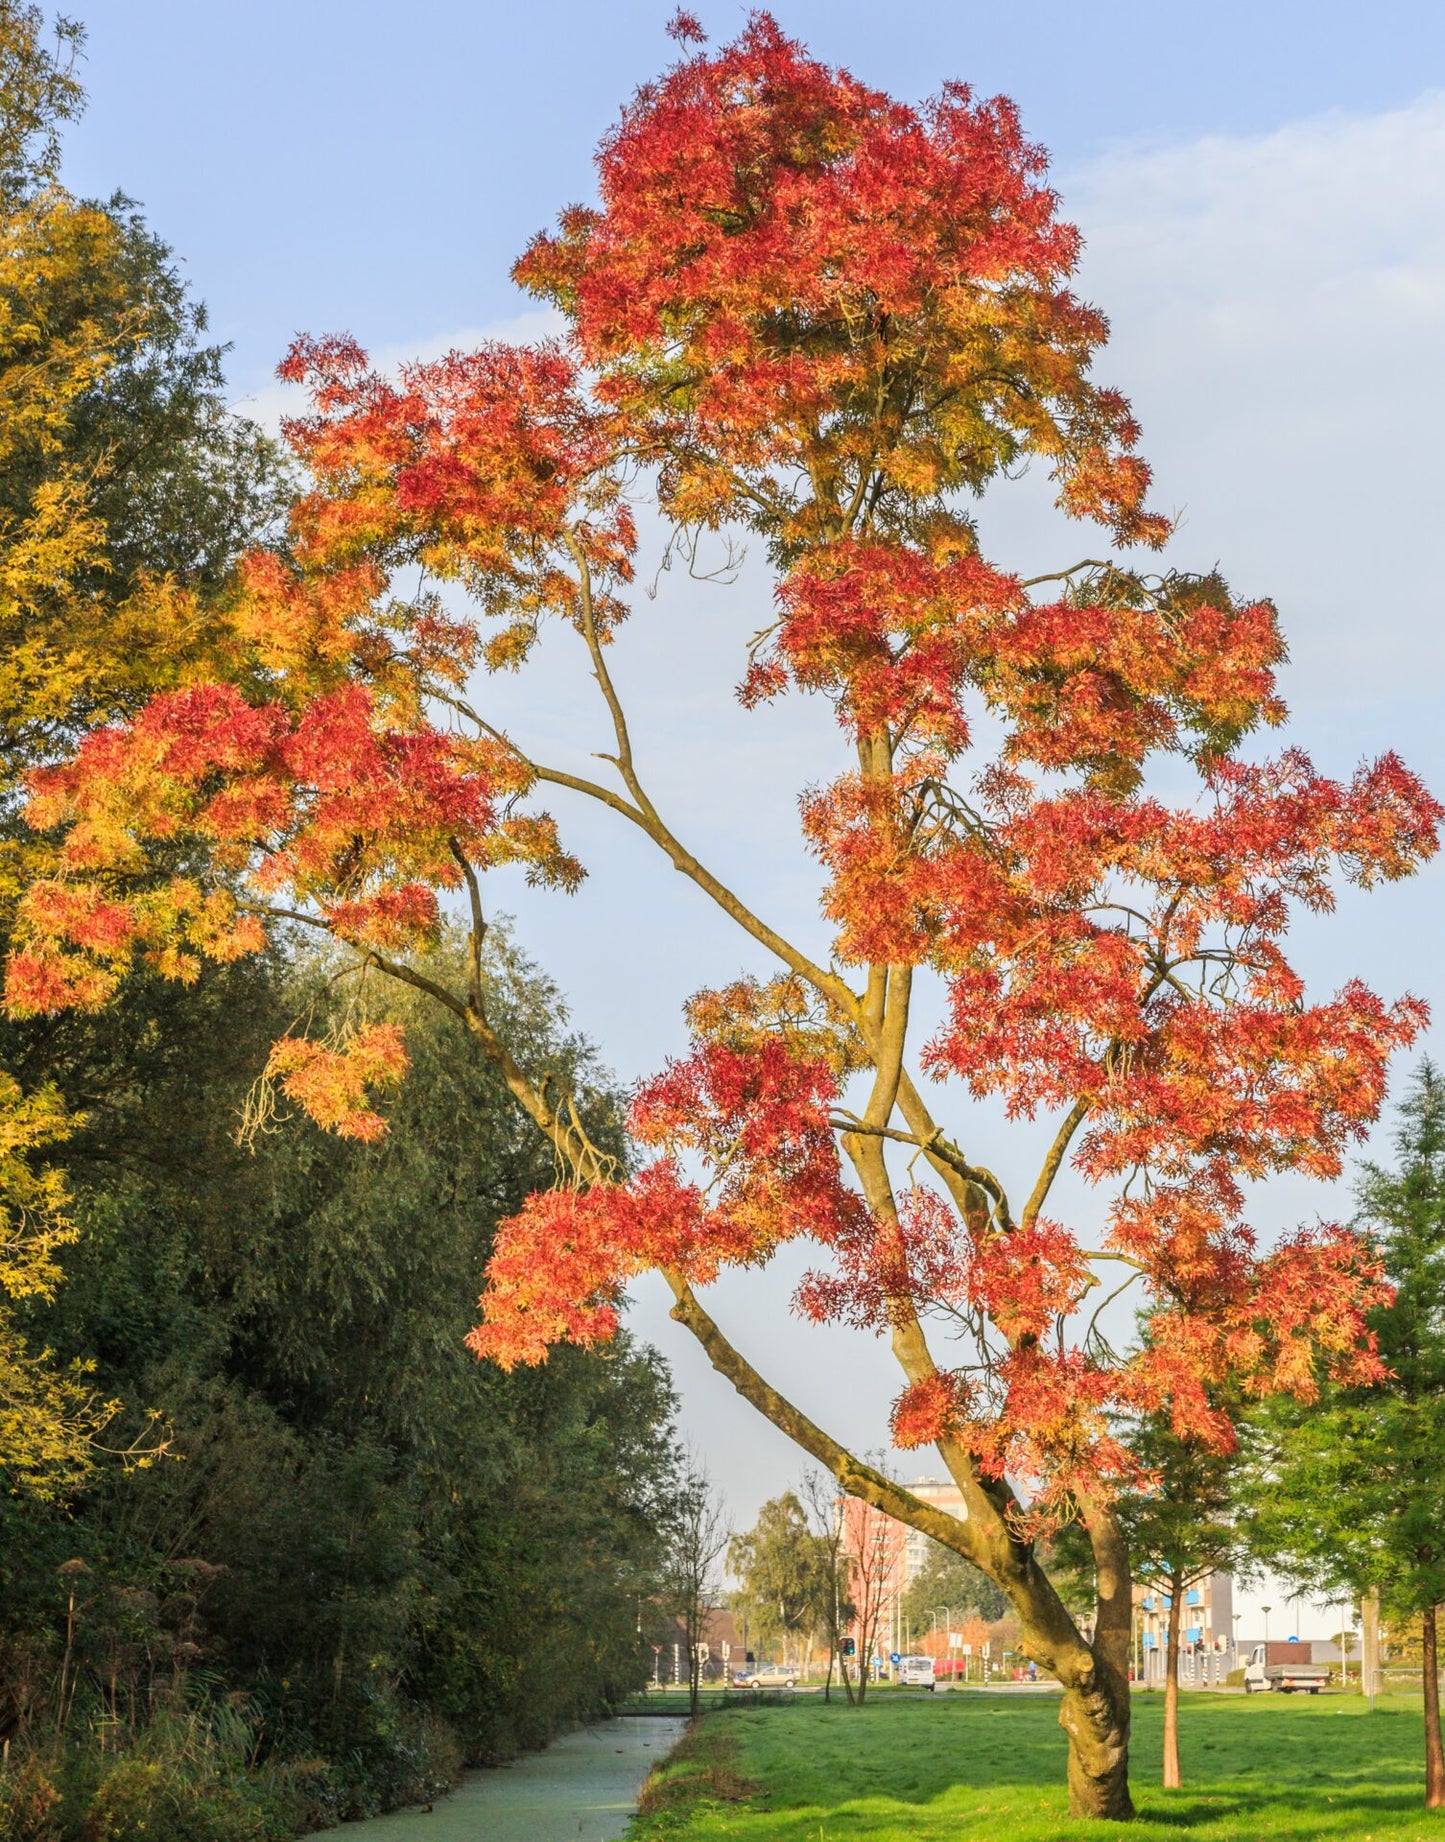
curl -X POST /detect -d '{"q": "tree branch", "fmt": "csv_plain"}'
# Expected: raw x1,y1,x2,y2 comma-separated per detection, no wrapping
663,1270,991,1558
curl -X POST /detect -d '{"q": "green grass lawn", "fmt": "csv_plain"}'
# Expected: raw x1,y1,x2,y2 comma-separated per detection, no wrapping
628,1690,1444,1840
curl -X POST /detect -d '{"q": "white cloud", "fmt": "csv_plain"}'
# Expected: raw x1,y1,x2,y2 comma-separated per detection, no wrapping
1064,94,1445,699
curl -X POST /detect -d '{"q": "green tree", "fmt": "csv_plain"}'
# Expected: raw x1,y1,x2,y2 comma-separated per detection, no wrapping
901,1538,1006,1644
0,931,677,1800
1103,1415,1240,1790
728,1492,830,1672
798,1469,855,1703
1241,1061,1445,1809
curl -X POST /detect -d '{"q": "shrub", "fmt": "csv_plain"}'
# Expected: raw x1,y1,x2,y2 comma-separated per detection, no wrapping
0,1758,63,1842
82,1759,291,1842
83,1762,169,1842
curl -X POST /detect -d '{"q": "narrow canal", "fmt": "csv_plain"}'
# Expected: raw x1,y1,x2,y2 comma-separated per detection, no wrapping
342,1717,687,1842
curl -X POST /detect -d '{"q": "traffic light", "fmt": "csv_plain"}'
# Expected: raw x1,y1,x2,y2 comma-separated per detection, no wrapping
840,1638,857,1657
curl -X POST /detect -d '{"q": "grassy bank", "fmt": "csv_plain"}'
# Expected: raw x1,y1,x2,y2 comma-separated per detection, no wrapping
629,1690,1444,1840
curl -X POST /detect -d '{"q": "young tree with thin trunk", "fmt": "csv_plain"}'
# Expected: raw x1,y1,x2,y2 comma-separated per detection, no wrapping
800,1468,855,1705
1100,1414,1240,1788
1241,1062,1445,1809
5,14,1438,1819
660,1460,728,1717
840,1493,901,1708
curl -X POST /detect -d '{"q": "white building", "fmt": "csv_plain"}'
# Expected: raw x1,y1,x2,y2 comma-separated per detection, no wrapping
899,1476,968,1583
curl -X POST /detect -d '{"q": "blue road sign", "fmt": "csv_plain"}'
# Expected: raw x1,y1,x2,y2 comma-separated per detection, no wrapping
890,1651,901,1665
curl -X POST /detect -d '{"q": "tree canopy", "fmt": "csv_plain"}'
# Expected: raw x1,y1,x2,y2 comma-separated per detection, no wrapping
728,1491,831,1665
0,0,288,1504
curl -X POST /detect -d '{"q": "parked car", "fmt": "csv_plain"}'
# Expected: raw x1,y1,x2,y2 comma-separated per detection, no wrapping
734,1663,799,1689
1243,1643,1329,1694
897,1655,936,1691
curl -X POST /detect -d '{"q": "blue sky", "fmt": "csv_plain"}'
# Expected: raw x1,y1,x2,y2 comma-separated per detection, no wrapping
63,2,1445,398
61,5,1445,1630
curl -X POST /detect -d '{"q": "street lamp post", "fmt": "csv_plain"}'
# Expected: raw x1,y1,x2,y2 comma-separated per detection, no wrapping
1232,1613,1240,1674
1262,1605,1272,1650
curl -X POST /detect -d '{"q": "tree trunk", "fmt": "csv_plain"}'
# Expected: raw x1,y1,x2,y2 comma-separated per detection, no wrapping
664,1276,1136,1814
1423,1601,1445,1809
1362,1588,1380,1702
1058,1668,1134,1821
1162,1569,1183,1789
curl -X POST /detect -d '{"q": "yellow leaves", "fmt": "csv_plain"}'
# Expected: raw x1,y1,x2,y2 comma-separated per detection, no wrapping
481,616,541,673
684,973,868,1078
0,1072,75,1305
0,1072,107,1503
0,190,130,459
265,1021,411,1142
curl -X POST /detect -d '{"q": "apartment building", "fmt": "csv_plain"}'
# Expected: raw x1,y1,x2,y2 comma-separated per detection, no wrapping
1134,1571,1235,1684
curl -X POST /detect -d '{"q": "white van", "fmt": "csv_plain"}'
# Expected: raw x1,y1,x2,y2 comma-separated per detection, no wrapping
897,1654,936,1690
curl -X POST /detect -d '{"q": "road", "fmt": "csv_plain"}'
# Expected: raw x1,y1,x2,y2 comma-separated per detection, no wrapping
343,1716,687,1842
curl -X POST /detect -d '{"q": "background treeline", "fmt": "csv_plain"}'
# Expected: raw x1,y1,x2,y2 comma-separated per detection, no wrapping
0,6,679,1835
1,939,678,1836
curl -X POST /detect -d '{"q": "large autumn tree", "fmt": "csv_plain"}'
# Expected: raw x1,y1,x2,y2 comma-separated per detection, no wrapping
6,16,1437,1817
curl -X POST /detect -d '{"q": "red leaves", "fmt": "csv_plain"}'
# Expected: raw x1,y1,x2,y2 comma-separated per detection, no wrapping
971,1218,1091,1344
975,1348,1140,1516
1125,1222,1391,1459
917,751,1437,1168
468,1163,707,1369
278,334,634,666
980,587,1287,775
891,1372,970,1449
475,1031,867,1366
27,682,496,920
4,677,501,1076
516,14,1167,551
630,1033,866,1258
795,1186,971,1331
664,8,706,44
753,538,1017,751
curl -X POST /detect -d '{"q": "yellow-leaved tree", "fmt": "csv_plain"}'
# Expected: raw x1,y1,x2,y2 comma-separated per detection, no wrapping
0,2,285,1494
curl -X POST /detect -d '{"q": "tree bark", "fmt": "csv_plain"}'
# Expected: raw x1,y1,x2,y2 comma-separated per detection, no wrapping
1162,1568,1182,1789
1058,1664,1134,1820
1362,1588,1380,1702
1424,1601,1445,1809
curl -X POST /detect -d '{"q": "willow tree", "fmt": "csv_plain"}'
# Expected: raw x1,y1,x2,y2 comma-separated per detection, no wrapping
6,14,1437,1817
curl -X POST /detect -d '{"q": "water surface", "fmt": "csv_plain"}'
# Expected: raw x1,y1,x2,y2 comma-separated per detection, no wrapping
342,1716,687,1842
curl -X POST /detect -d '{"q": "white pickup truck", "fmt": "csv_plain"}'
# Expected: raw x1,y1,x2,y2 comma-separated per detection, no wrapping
1243,1643,1330,1694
